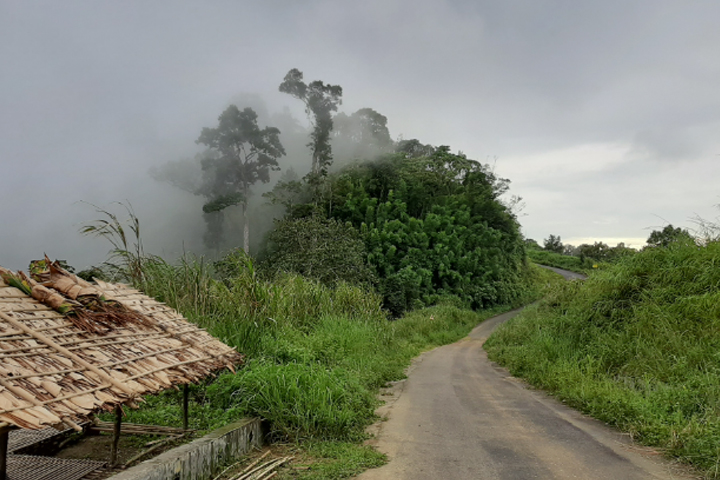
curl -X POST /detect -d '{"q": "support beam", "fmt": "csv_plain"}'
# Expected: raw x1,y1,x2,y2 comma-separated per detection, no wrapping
0,429,8,480
182,384,189,431
110,404,122,466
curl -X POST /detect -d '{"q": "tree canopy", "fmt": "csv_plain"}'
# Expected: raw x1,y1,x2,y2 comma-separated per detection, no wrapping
265,147,527,316
334,107,392,159
646,224,692,248
279,68,342,180
197,105,285,253
543,234,564,254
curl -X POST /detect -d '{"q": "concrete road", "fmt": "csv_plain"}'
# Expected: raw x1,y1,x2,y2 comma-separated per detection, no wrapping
537,265,587,281
357,269,697,480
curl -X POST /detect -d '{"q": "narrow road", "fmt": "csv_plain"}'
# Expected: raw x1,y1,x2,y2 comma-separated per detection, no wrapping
357,268,696,480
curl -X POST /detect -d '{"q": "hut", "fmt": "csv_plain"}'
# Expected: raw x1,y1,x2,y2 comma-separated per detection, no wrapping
0,259,244,478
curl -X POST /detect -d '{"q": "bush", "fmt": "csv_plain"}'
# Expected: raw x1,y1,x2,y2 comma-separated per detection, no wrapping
318,150,527,314
259,215,375,287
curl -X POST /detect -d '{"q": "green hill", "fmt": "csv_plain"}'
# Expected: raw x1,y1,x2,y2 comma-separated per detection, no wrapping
486,239,720,475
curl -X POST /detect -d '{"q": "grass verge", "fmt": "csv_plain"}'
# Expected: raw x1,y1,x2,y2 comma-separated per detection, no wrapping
486,240,720,477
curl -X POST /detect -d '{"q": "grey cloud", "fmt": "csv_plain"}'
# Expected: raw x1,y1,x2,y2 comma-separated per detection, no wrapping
2,0,720,268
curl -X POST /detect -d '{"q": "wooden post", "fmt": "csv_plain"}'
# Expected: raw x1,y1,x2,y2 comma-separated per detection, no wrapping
0,429,8,480
182,384,189,431
110,405,122,466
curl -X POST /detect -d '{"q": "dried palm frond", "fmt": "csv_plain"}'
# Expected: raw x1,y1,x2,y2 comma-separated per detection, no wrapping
71,297,151,334
0,267,32,296
24,257,153,334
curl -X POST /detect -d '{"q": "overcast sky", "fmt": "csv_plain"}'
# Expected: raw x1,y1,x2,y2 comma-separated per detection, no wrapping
2,1,719,270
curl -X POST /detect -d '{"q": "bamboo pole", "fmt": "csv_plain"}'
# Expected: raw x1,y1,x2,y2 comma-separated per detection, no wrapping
98,345,189,369
0,332,172,358
0,322,73,339
182,384,189,431
110,404,122,466
90,422,191,435
125,355,215,380
0,367,85,381
211,451,269,480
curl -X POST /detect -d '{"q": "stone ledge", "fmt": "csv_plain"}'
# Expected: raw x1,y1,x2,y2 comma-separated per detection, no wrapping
109,418,262,480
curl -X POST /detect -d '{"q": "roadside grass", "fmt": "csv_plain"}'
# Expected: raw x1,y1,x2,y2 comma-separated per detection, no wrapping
526,248,593,273
486,239,720,477
110,257,557,478
275,442,387,480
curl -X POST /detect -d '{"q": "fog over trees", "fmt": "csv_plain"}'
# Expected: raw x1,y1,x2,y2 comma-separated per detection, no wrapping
3,2,720,270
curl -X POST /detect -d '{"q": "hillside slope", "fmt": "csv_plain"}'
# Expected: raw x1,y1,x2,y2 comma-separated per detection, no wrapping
486,240,720,476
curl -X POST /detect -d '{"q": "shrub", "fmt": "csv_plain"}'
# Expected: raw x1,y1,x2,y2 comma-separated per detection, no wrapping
259,215,375,287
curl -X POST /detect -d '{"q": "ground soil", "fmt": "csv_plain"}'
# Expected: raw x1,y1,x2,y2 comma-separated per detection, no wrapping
53,432,302,479
53,431,193,478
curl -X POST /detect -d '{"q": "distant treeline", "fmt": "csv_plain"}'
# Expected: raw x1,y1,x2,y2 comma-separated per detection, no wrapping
526,224,695,273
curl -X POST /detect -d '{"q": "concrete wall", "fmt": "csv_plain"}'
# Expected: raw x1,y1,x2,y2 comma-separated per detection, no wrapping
109,418,262,480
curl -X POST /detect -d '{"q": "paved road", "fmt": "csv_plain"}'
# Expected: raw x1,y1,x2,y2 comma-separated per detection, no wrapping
357,268,696,480
537,265,587,281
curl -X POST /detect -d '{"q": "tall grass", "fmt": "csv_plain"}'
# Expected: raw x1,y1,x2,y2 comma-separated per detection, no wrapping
117,254,555,443
83,206,554,450
486,239,720,476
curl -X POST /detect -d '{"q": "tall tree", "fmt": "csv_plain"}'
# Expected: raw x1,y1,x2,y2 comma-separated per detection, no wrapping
279,68,342,179
197,105,285,253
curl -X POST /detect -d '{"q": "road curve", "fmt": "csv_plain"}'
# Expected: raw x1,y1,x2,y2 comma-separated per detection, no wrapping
357,268,696,480
537,265,587,281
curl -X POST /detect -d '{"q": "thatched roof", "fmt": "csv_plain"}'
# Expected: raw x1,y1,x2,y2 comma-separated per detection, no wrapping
0,270,243,432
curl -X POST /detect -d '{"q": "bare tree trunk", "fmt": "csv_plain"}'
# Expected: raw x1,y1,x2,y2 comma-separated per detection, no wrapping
312,152,319,176
241,181,250,255
242,201,249,255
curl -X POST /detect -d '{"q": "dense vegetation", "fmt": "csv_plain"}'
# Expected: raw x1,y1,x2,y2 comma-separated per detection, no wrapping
79,65,543,477
265,147,528,316
105,253,554,478
486,239,720,476
152,68,530,319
